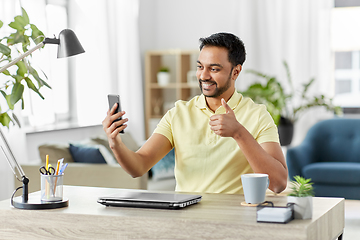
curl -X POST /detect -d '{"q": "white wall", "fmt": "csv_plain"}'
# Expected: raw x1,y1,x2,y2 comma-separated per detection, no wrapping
139,0,240,51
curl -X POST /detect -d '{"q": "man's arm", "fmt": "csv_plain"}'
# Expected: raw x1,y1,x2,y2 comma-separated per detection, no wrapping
209,99,288,193
102,103,172,177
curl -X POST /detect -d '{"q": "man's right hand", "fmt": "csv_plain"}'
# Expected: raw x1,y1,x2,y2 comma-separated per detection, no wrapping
102,103,128,149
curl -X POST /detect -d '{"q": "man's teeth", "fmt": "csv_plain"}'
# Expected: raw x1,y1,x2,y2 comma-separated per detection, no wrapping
202,83,214,88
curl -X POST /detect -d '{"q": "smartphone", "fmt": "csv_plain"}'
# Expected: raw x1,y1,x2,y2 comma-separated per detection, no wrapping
108,94,124,133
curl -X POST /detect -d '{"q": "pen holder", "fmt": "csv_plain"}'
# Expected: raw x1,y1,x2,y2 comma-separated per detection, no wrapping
41,174,64,202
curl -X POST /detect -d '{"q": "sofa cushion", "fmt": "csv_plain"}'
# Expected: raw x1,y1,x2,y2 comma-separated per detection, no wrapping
303,162,360,185
69,144,107,164
39,143,74,164
151,148,175,180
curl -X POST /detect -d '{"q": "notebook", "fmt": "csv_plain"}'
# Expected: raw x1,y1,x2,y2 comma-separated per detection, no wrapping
97,190,202,209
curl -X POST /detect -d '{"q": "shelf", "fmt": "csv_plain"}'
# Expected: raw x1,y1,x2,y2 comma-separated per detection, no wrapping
145,49,200,138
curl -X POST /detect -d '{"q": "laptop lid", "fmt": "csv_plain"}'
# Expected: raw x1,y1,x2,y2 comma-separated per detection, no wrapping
97,190,202,209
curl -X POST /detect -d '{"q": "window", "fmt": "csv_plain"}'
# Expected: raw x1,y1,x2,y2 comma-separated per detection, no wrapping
332,2,360,108
22,0,70,127
334,51,360,96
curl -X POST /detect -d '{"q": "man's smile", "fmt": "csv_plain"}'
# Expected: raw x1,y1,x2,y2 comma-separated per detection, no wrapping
200,80,216,90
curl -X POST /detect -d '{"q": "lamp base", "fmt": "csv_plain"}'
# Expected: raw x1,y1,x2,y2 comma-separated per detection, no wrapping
12,195,69,210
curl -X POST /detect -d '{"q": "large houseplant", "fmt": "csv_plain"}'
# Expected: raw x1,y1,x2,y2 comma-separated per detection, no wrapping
241,61,342,145
287,175,314,219
0,8,50,128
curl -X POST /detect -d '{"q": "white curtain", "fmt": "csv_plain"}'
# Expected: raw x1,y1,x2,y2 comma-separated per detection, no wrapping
237,0,334,145
69,0,145,144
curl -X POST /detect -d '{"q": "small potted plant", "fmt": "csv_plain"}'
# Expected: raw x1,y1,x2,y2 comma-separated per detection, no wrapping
287,175,315,219
157,66,170,86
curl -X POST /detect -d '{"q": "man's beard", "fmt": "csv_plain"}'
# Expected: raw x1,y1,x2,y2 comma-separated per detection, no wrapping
199,72,232,98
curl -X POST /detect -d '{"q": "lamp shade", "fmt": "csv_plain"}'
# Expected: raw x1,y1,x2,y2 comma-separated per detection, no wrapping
57,29,85,58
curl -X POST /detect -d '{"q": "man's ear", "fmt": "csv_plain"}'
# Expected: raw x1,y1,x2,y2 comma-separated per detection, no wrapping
232,64,242,80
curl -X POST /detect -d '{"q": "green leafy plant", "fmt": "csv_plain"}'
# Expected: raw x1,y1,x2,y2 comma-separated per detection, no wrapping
241,61,342,125
288,175,315,197
0,8,51,128
159,66,169,72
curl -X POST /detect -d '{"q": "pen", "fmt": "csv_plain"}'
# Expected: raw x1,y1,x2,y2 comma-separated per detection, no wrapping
59,163,68,175
57,158,64,175
53,159,65,194
54,161,60,194
45,155,49,171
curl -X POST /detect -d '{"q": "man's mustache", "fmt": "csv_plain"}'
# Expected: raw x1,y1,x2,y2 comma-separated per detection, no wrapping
199,79,217,85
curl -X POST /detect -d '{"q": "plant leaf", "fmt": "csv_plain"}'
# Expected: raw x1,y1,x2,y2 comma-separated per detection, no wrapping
12,112,21,127
10,82,24,105
30,24,44,44
0,43,11,56
28,65,51,89
16,60,27,77
0,20,3,28
0,112,12,128
8,32,25,45
21,8,30,26
25,77,44,99
1,69,11,76
8,19,23,31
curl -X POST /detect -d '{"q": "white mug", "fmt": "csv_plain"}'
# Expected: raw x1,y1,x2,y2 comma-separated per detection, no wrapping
241,173,269,204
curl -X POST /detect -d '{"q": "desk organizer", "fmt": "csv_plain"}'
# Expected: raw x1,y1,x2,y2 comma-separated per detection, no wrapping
256,201,294,224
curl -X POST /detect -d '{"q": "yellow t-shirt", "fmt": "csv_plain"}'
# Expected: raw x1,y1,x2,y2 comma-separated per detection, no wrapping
153,90,279,194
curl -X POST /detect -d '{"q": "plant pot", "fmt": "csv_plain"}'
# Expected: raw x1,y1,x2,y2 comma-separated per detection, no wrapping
157,72,170,86
287,196,313,219
278,116,294,146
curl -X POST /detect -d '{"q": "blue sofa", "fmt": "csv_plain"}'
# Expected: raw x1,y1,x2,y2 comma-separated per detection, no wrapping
286,118,360,199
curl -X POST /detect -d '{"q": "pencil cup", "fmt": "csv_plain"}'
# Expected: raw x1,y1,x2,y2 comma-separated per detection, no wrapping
41,174,64,202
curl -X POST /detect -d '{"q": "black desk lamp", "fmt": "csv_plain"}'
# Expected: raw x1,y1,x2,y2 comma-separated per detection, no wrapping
0,29,85,73
0,29,84,209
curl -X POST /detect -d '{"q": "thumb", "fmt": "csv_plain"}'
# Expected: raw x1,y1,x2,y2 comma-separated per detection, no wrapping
221,98,233,114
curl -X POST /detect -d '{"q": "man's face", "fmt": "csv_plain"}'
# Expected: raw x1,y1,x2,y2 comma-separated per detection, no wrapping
196,46,235,98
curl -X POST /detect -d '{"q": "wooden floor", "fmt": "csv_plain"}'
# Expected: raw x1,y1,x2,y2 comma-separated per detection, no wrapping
148,178,360,239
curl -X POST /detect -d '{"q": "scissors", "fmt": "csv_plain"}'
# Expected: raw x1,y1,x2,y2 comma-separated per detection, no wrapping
39,166,56,175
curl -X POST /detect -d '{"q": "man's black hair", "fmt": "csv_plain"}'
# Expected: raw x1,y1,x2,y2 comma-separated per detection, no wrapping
199,32,246,66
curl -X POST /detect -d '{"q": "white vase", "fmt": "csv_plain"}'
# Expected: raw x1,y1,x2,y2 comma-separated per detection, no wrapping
287,196,313,219
157,72,170,86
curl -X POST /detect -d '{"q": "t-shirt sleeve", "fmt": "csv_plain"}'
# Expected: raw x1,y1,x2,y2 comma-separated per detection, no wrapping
255,105,280,144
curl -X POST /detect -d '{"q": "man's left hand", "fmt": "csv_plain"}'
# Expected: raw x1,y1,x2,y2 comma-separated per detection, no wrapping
209,98,241,138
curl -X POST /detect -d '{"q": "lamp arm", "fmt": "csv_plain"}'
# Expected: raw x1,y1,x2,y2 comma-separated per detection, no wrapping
0,128,29,203
0,129,26,179
0,41,45,73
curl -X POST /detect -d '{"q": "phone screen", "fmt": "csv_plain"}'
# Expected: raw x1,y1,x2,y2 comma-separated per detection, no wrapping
108,94,124,133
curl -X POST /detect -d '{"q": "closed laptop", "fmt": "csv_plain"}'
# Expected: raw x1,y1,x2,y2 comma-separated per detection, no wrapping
98,190,202,210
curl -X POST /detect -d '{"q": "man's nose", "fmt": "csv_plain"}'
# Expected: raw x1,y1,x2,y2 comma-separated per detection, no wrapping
199,68,211,80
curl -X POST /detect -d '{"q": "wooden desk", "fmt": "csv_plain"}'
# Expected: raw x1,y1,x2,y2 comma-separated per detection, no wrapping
0,186,344,240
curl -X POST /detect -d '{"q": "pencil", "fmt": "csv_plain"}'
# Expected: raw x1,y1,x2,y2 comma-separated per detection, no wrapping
46,155,49,170
53,160,61,194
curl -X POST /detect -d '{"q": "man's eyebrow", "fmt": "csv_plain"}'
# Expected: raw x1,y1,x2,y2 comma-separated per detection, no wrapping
210,63,223,68
196,60,223,68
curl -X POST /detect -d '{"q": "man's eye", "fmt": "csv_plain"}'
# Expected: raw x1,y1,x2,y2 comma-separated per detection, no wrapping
211,68,219,72
197,65,203,69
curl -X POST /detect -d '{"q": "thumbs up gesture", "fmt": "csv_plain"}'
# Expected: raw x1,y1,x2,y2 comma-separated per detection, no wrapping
209,98,241,138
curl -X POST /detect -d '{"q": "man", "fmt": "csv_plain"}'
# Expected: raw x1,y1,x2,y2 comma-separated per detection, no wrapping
102,32,288,194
